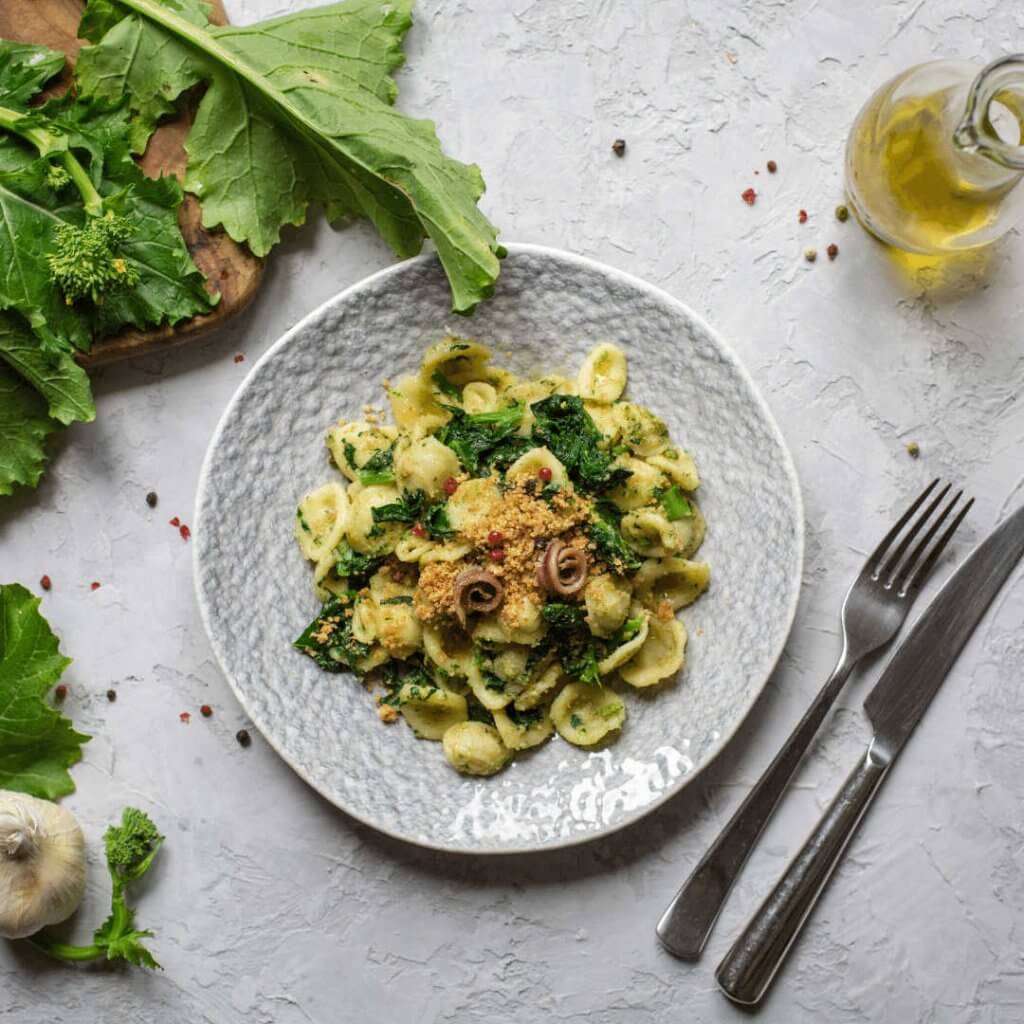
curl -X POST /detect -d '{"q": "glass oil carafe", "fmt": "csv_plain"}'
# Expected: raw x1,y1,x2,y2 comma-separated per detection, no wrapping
846,55,1024,254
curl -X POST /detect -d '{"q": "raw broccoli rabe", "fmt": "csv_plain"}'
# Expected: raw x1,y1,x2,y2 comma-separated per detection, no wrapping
0,104,138,305
33,808,164,969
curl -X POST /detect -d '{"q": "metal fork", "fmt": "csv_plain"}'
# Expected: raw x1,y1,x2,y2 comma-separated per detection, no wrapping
656,479,971,960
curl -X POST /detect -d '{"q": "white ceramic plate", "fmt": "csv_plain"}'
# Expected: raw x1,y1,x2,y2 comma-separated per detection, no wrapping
194,244,803,854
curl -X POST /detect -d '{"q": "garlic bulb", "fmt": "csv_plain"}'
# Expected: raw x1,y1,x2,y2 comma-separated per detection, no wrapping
0,791,86,939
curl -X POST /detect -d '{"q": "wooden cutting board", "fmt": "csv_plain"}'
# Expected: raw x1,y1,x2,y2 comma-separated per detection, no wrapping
0,0,263,366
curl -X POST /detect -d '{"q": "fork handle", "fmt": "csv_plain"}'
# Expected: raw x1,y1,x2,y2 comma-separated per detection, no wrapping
715,743,891,1005
656,656,855,960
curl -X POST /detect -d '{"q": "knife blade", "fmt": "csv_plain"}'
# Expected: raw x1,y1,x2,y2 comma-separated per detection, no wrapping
716,501,1024,1006
864,500,1024,760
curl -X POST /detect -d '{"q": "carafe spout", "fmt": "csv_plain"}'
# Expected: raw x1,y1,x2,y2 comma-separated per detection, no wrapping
954,54,1024,170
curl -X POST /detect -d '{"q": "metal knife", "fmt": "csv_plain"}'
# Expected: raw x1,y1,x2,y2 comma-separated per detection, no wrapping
715,501,1024,1006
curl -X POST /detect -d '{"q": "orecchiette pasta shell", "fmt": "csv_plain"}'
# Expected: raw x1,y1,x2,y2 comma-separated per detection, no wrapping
395,436,461,499
420,542,473,564
446,477,501,533
461,381,499,414
550,683,626,747
325,422,397,483
350,600,378,645
295,483,349,561
466,661,513,711
584,400,620,441
388,374,447,434
420,338,493,386
607,456,667,512
375,604,422,659
398,683,468,740
620,509,682,558
613,403,670,456
597,610,650,674
513,658,562,710
422,623,475,677
577,343,628,403
442,722,511,776
619,616,687,688
505,446,569,488
500,595,547,645
493,706,554,751
648,450,701,492
634,558,710,611
673,501,706,558
353,647,391,674
345,484,405,555
584,573,632,638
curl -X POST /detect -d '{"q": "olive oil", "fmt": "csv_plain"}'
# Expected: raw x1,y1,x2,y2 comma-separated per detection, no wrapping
845,58,1024,255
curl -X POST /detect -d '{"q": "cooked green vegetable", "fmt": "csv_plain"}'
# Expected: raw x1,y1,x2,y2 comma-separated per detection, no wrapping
423,503,456,540
33,807,164,969
357,446,395,486
334,542,382,582
529,395,632,493
656,485,692,521
293,595,371,671
0,583,90,798
435,402,529,475
76,0,504,313
431,369,462,400
587,508,643,574
541,601,601,685
372,489,426,525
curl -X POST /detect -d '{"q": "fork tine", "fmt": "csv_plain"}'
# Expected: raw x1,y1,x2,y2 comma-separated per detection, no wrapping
876,482,952,581
864,479,940,576
887,488,961,589
897,495,974,595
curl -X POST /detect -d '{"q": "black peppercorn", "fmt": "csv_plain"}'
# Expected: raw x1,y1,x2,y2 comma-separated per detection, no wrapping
106,689,117,702
236,728,252,748
145,491,158,508
611,138,626,157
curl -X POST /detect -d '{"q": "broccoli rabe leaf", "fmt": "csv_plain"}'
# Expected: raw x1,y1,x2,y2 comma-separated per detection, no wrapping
530,395,632,494
423,502,456,540
334,542,383,583
357,445,395,486
431,369,462,400
0,363,62,497
541,601,601,685
294,595,371,672
371,488,425,525
587,506,643,574
75,0,504,313
655,484,692,521
0,583,90,797
435,402,528,476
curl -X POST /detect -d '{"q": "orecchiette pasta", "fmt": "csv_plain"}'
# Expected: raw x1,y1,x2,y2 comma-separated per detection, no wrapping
293,338,711,777
442,722,511,775
576,342,627,403
551,683,626,746
295,483,349,560
619,615,687,688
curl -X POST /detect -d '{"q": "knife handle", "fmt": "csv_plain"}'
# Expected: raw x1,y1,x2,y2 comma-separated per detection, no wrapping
715,742,891,1006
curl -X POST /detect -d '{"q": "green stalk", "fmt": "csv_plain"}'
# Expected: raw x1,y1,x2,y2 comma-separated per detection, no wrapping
31,939,103,962
0,104,104,216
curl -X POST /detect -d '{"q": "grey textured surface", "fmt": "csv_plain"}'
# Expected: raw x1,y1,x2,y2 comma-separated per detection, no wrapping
193,245,803,852
2,0,1023,1020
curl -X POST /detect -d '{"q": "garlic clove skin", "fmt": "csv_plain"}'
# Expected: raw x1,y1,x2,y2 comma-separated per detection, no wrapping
0,791,86,940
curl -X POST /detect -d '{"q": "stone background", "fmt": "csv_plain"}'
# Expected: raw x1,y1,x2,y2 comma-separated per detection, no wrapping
2,1,1023,1021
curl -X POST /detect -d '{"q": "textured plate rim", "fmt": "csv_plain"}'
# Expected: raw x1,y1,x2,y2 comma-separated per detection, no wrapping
194,242,805,855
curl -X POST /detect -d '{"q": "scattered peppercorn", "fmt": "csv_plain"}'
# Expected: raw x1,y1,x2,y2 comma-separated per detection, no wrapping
412,522,427,538
906,441,921,459
106,689,117,702
443,477,459,496
145,491,158,508
538,466,553,483
179,711,191,724
487,530,504,545
488,547,506,562
835,204,850,223
54,684,67,701
200,704,213,717
233,354,245,364
798,209,808,224
827,243,839,261
612,139,626,157
804,248,818,263
40,574,51,591
741,187,757,205
90,581,101,591
236,728,252,748
179,524,191,541
169,516,180,527
766,159,777,173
